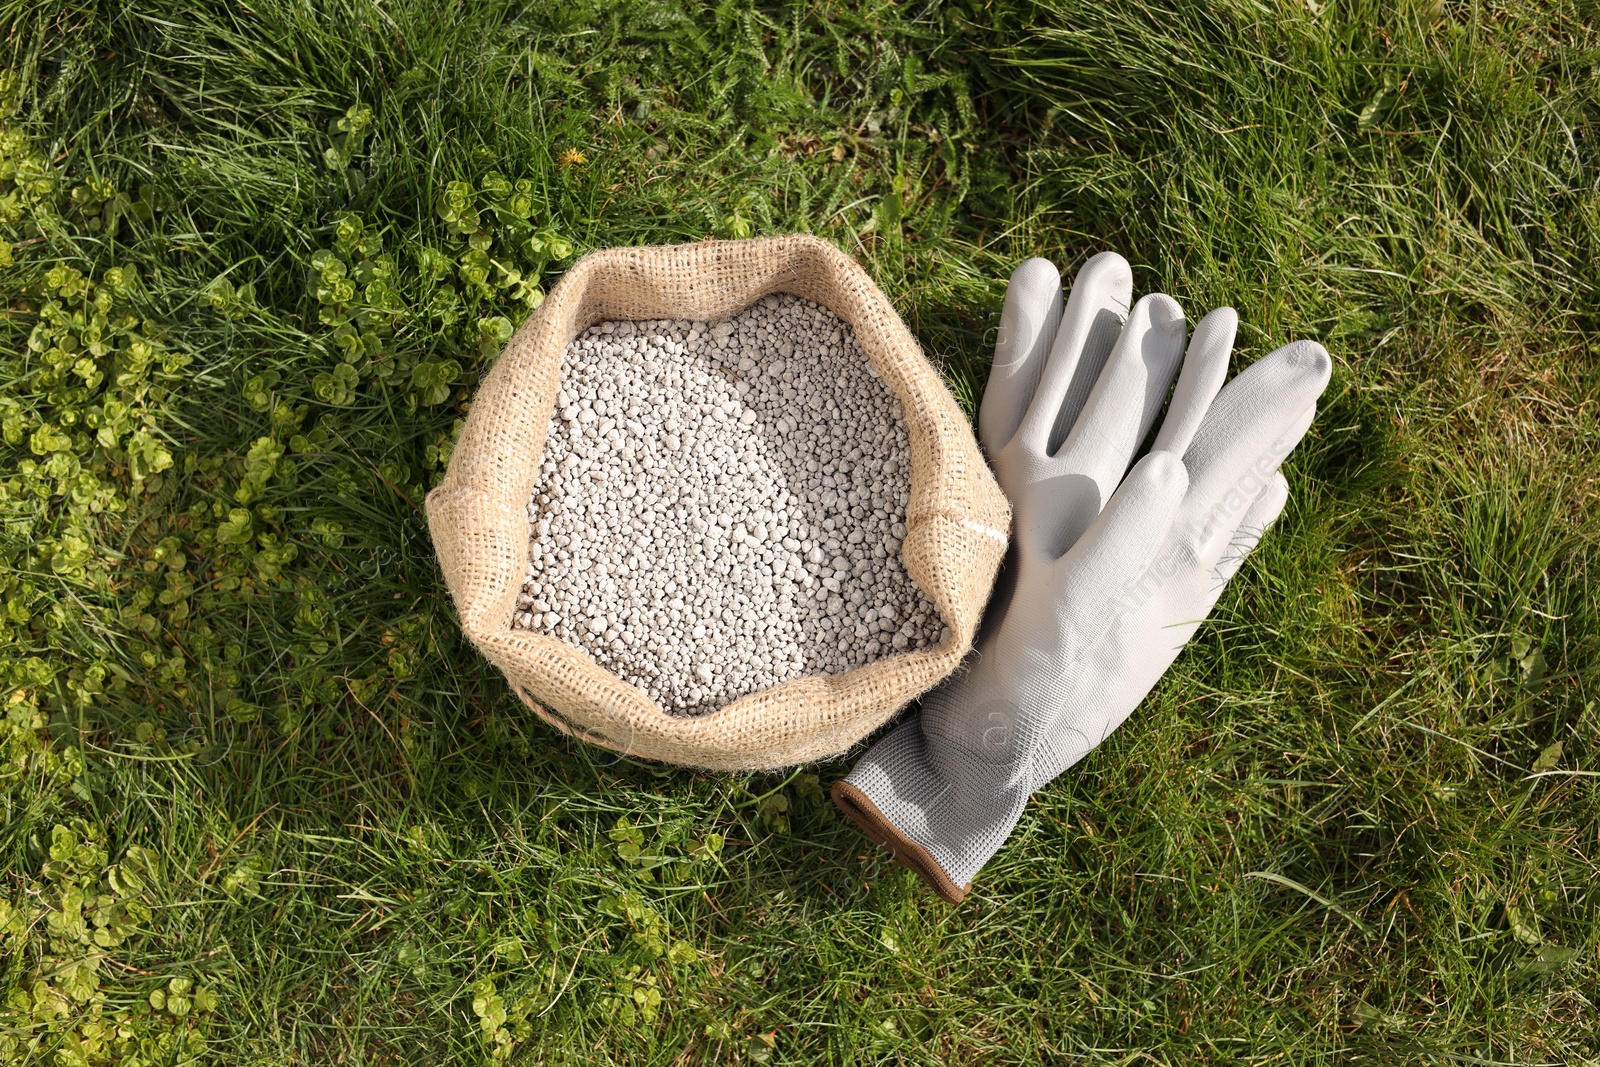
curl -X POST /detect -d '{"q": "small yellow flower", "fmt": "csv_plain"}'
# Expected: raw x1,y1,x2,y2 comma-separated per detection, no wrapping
557,148,587,168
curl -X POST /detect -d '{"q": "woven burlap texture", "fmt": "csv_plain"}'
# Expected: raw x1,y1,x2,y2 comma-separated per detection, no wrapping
426,234,1010,771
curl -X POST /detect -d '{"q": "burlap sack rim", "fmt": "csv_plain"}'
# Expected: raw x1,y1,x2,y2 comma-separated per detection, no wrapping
502,512,992,766
427,234,1010,770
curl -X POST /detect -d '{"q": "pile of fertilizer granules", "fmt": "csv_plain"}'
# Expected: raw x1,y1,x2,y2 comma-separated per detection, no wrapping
514,293,947,715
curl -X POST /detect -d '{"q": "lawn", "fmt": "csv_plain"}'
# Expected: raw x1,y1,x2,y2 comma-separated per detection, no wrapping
2,0,1597,1064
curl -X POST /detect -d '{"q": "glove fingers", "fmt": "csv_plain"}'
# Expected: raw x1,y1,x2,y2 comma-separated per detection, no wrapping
1015,251,1132,457
1187,399,1317,569
1151,306,1235,456
1211,471,1289,587
1044,293,1187,523
1055,449,1188,585
979,258,1063,459
1179,340,1329,556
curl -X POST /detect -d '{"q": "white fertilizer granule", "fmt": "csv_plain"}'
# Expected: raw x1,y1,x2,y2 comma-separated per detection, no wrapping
514,293,947,715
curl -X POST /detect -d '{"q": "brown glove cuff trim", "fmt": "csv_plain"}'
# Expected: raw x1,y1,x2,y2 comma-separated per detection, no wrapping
831,780,970,904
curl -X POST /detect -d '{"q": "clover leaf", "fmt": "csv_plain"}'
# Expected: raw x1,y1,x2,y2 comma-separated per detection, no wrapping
324,103,374,170
411,359,460,406
312,362,359,406
310,517,345,548
215,508,254,546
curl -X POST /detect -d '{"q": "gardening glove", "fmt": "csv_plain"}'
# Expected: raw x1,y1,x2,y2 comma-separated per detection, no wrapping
832,252,1332,902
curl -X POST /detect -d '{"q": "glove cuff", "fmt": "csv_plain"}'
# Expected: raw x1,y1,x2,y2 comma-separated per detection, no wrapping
833,714,1030,903
831,778,971,904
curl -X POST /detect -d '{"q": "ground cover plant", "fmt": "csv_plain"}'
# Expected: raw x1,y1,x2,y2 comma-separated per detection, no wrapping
0,0,1596,1063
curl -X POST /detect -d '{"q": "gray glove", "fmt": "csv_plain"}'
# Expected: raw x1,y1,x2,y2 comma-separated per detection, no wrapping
833,253,1332,902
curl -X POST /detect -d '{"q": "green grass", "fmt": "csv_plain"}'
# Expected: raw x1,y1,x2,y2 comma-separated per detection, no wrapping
1,0,1597,1063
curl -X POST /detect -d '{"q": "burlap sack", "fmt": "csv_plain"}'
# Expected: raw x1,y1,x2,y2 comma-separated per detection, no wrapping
426,234,1010,771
